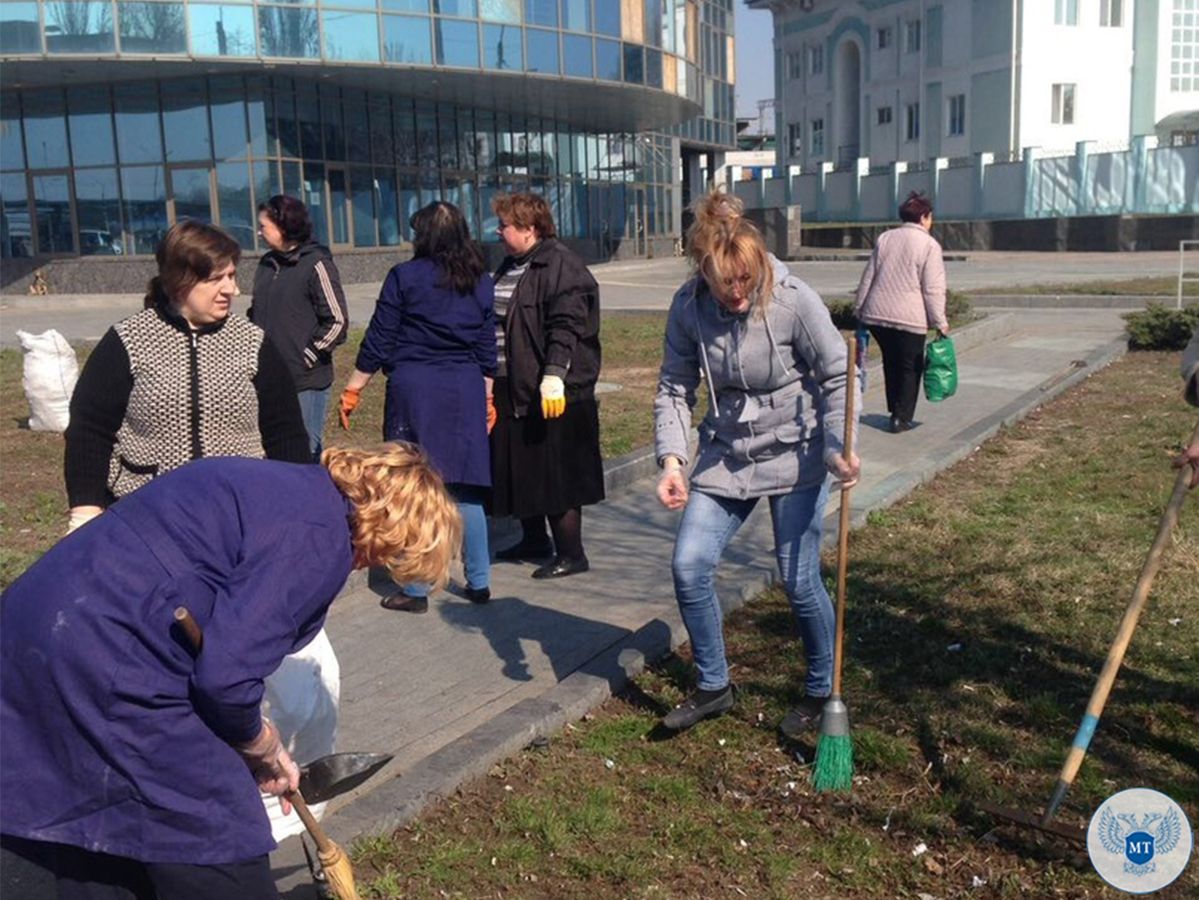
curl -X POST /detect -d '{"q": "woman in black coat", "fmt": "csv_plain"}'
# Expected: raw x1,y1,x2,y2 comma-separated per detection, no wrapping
251,195,350,459
489,192,603,579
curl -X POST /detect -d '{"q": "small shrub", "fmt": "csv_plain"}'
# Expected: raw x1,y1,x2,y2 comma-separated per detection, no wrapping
1123,303,1199,350
825,299,856,329
945,289,973,325
825,290,972,330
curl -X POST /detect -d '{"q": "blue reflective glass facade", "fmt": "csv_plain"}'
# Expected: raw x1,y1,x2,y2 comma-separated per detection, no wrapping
0,0,734,259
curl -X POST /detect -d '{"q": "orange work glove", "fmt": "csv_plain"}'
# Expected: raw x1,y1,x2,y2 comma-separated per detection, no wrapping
486,394,497,434
338,387,361,430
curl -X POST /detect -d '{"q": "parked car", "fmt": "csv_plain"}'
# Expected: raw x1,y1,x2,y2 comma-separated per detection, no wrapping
78,229,123,255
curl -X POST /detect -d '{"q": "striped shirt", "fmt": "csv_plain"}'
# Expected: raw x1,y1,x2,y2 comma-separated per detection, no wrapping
492,257,531,378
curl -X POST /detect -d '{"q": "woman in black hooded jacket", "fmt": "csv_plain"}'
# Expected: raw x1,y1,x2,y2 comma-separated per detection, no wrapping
251,195,350,459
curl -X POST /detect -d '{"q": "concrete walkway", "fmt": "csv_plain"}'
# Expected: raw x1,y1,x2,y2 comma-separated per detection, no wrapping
270,305,1131,896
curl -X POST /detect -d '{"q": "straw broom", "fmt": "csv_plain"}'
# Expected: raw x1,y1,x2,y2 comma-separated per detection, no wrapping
811,336,858,793
174,608,361,900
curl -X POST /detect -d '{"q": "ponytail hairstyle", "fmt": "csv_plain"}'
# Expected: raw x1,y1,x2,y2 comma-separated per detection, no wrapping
321,442,462,589
144,220,241,310
410,201,487,295
258,194,314,246
684,189,772,317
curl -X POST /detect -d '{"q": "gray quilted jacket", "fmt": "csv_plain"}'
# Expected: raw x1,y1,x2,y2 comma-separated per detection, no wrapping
654,256,857,499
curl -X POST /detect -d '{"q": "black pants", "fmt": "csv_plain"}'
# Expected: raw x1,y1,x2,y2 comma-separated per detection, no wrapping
868,325,926,424
1,835,279,900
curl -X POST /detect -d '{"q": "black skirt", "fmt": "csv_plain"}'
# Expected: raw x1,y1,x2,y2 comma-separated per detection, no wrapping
490,378,605,518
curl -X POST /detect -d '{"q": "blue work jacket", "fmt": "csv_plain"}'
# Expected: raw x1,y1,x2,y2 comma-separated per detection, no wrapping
355,257,496,487
0,458,354,864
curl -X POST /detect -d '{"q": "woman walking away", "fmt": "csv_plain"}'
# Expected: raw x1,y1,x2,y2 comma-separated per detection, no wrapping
1,445,460,899
489,192,604,580
853,191,948,433
653,189,860,734
339,201,497,608
252,194,350,459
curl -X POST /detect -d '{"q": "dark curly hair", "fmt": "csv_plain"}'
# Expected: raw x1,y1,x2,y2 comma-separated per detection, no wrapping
258,194,313,245
409,202,486,296
898,191,933,223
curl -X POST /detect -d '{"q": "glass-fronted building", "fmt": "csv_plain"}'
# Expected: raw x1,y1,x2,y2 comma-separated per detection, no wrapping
0,0,735,270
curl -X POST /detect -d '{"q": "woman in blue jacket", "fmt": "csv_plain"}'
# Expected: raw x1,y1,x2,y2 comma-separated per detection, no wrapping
339,202,497,608
0,444,460,897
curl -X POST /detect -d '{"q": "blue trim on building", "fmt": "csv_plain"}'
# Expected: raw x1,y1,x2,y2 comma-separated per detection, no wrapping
825,17,872,90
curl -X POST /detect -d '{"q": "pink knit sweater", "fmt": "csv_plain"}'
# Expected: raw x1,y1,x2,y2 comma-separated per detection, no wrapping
853,223,948,335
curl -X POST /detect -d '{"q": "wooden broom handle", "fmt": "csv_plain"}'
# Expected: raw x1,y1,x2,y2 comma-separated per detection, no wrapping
1045,417,1199,820
831,338,857,698
173,607,336,854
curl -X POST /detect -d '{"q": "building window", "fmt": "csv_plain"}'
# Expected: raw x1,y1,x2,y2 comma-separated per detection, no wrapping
1169,2,1194,93
877,106,892,125
1051,83,1075,124
906,20,921,53
810,118,824,156
1054,0,1078,25
905,103,920,141
788,122,802,157
877,27,891,49
1100,0,1123,26
808,43,823,75
787,50,803,80
947,94,965,136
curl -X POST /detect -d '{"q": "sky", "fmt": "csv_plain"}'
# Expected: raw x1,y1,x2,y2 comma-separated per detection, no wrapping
735,2,776,130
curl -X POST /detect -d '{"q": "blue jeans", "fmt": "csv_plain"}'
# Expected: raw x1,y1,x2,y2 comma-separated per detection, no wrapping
402,484,490,598
671,480,834,695
297,387,330,460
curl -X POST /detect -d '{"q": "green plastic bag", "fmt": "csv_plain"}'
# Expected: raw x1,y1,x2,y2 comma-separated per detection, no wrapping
923,335,958,402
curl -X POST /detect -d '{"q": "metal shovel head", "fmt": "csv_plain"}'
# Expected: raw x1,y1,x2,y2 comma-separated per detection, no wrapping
298,752,394,805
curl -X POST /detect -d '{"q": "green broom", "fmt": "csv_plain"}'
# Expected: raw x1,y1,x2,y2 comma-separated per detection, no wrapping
811,336,857,793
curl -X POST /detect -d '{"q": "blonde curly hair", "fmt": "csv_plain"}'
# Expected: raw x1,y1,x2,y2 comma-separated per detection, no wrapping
685,189,772,318
322,443,462,590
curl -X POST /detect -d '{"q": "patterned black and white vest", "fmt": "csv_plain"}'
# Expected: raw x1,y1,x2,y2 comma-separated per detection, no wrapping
108,307,267,499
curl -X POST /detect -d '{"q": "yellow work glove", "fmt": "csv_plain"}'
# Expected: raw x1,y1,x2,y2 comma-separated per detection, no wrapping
539,375,566,419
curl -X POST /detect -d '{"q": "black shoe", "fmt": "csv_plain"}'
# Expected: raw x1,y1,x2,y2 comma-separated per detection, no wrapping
889,416,914,434
779,696,827,740
661,684,736,731
495,539,554,562
531,555,590,579
380,594,428,613
464,586,491,604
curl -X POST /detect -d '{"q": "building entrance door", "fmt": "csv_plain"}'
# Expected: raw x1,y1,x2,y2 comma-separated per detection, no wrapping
167,166,214,224
326,166,351,247
627,187,646,256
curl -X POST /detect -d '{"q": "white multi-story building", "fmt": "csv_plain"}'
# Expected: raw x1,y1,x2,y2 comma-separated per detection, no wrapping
748,0,1199,170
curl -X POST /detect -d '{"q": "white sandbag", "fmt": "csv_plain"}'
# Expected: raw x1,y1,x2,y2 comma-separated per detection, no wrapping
16,329,78,433
261,627,340,842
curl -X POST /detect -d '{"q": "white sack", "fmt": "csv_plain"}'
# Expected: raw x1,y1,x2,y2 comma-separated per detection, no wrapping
16,329,78,433
261,627,340,842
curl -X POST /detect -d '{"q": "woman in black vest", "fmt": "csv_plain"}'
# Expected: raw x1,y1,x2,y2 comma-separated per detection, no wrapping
64,220,309,531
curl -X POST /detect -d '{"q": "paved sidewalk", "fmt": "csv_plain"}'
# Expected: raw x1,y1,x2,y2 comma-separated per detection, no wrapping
0,250,1184,345
270,306,1130,897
